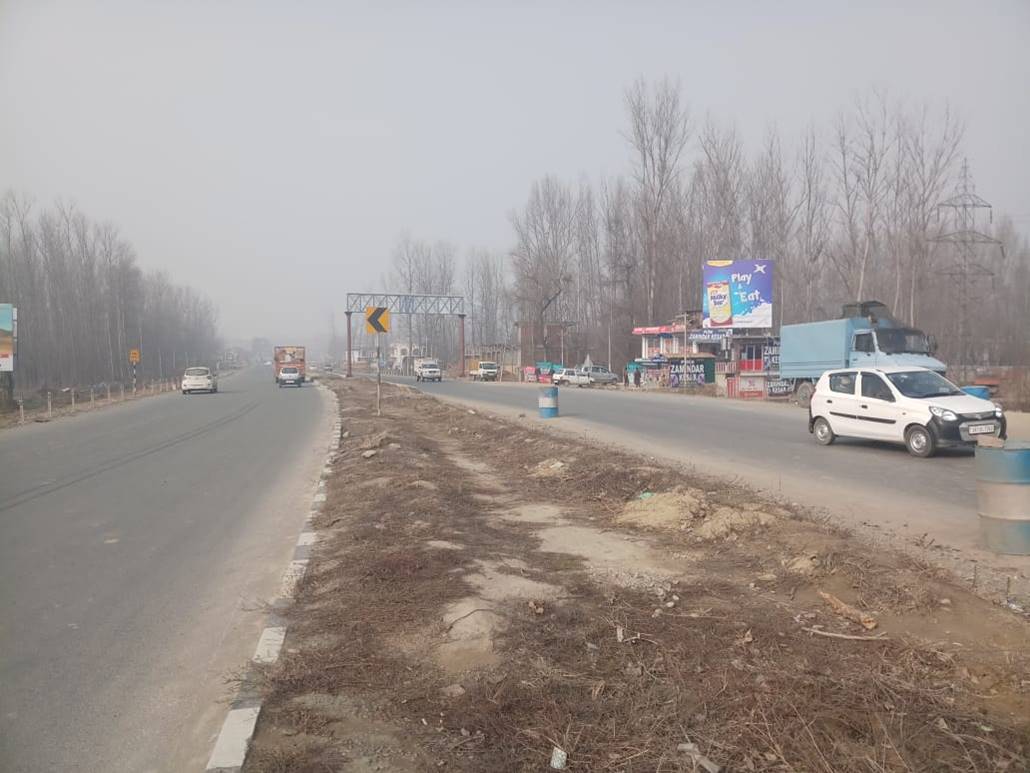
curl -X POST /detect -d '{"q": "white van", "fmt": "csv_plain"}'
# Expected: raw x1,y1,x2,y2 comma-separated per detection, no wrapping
808,366,1005,457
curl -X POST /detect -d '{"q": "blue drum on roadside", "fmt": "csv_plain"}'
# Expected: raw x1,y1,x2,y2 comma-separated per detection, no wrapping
538,386,559,419
976,441,1030,555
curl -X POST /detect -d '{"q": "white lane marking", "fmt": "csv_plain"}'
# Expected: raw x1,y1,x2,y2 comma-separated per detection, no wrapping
296,531,318,547
278,559,309,598
206,706,260,770
253,626,287,665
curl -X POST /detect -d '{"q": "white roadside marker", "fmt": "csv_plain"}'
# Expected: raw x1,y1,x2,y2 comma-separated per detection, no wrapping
206,707,260,770
253,626,287,665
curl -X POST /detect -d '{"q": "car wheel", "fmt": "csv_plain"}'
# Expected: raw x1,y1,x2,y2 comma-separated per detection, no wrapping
182,390,187,395
905,425,936,458
813,417,835,445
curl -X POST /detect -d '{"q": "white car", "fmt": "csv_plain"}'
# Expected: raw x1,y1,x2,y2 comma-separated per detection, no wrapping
553,368,590,387
414,359,442,382
809,366,1005,457
278,366,303,388
182,367,218,394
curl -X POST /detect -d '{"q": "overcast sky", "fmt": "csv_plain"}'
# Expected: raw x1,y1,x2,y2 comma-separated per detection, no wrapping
2,0,1028,344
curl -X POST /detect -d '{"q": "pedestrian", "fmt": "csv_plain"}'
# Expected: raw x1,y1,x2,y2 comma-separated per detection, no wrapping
624,369,629,387
633,369,641,388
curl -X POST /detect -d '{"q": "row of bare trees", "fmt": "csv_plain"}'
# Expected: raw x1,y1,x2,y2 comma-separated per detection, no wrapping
0,193,221,397
392,80,1027,373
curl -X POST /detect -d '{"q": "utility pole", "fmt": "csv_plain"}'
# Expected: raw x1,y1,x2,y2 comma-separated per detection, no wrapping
931,160,1003,381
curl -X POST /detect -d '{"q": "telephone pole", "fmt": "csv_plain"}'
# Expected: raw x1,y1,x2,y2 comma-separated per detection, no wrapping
930,159,1003,381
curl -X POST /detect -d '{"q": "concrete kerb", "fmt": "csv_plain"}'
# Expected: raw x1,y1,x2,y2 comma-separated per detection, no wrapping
204,381,340,772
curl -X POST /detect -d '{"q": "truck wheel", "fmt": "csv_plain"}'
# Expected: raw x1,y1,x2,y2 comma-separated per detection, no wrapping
795,382,814,408
905,425,936,458
813,417,835,445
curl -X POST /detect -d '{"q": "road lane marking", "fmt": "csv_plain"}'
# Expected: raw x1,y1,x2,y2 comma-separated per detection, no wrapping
206,706,261,770
253,626,287,665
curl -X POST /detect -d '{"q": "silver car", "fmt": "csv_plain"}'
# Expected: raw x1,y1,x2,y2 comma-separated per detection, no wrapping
585,365,618,385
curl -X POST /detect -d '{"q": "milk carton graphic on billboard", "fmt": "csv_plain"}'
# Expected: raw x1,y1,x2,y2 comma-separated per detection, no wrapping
702,260,773,329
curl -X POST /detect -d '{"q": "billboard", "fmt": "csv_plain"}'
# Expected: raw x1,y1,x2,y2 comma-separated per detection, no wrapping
670,357,715,387
702,260,773,329
0,304,14,372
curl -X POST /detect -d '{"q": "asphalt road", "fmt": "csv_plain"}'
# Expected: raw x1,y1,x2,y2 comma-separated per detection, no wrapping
391,376,1030,574
0,366,330,773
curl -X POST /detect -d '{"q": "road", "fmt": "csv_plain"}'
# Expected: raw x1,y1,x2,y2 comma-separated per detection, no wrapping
0,366,331,773
390,376,1030,576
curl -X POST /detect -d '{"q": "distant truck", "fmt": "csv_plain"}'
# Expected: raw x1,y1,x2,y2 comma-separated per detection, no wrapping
470,361,500,381
414,358,442,382
780,301,945,407
273,346,306,385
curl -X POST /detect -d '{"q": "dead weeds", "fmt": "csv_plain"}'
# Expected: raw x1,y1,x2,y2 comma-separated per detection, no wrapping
244,379,1030,773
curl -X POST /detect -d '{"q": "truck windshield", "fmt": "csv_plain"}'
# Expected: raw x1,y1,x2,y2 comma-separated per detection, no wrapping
886,370,962,399
876,329,930,355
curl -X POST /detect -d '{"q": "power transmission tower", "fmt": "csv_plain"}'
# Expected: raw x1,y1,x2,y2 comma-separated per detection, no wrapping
931,159,1004,380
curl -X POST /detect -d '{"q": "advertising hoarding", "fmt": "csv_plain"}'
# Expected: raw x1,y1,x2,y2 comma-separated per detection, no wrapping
0,304,14,372
702,260,773,329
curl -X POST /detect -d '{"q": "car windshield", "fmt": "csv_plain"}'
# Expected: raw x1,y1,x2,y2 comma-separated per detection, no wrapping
886,370,962,398
876,329,930,355
481,363,497,369
282,367,298,374
185,368,209,376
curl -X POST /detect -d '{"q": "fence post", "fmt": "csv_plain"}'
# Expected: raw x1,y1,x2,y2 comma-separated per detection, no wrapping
106,384,111,402
90,387,95,409
71,389,76,411
47,391,53,419
18,398,24,425
120,384,125,401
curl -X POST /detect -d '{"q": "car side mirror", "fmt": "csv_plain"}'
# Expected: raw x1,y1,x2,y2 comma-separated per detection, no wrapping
928,335,938,354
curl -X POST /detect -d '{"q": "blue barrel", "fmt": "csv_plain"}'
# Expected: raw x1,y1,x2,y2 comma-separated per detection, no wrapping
538,385,559,419
976,441,1030,555
961,385,991,400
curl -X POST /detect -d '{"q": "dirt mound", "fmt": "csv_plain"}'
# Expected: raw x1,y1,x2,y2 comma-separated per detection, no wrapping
617,488,706,529
694,505,776,540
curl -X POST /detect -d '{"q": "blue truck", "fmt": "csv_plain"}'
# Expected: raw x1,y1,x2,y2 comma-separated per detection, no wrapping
780,301,945,407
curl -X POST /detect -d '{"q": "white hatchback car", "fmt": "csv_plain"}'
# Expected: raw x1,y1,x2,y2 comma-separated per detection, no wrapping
182,366,218,394
809,366,1005,457
278,366,303,387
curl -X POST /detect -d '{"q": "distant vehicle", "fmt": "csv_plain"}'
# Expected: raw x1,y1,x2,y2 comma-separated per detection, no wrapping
471,361,500,381
781,301,944,407
584,365,618,385
414,358,442,382
809,366,1005,458
277,366,303,388
264,360,272,366
182,366,218,394
553,367,590,387
274,346,306,384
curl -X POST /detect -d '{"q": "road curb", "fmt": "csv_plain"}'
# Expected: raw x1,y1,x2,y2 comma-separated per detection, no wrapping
204,381,341,772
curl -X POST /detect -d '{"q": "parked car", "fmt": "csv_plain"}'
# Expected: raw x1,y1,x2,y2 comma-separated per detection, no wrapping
182,366,218,394
808,366,1005,458
278,366,303,388
584,365,618,385
553,367,591,386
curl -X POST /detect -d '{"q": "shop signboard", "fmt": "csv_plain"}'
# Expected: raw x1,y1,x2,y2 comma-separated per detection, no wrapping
688,329,730,343
766,378,793,397
0,304,14,372
702,260,773,329
670,357,715,387
523,366,538,383
762,344,780,374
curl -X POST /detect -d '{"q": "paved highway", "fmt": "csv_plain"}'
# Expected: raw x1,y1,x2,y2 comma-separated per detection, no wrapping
391,376,1030,575
0,366,331,773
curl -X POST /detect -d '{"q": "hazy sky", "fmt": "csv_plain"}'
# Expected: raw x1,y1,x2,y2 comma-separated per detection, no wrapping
2,1,1028,344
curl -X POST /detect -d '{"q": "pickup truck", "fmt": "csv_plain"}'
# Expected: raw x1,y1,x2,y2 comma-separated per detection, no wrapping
780,301,944,407
553,368,591,386
470,361,500,381
414,358,442,382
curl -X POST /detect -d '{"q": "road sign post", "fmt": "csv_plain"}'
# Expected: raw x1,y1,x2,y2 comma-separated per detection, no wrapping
365,307,390,417
129,349,140,396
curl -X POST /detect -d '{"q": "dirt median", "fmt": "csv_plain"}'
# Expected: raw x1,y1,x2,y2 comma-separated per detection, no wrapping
244,378,1029,772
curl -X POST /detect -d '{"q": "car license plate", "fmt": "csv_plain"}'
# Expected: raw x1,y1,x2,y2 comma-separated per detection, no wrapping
968,423,995,435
